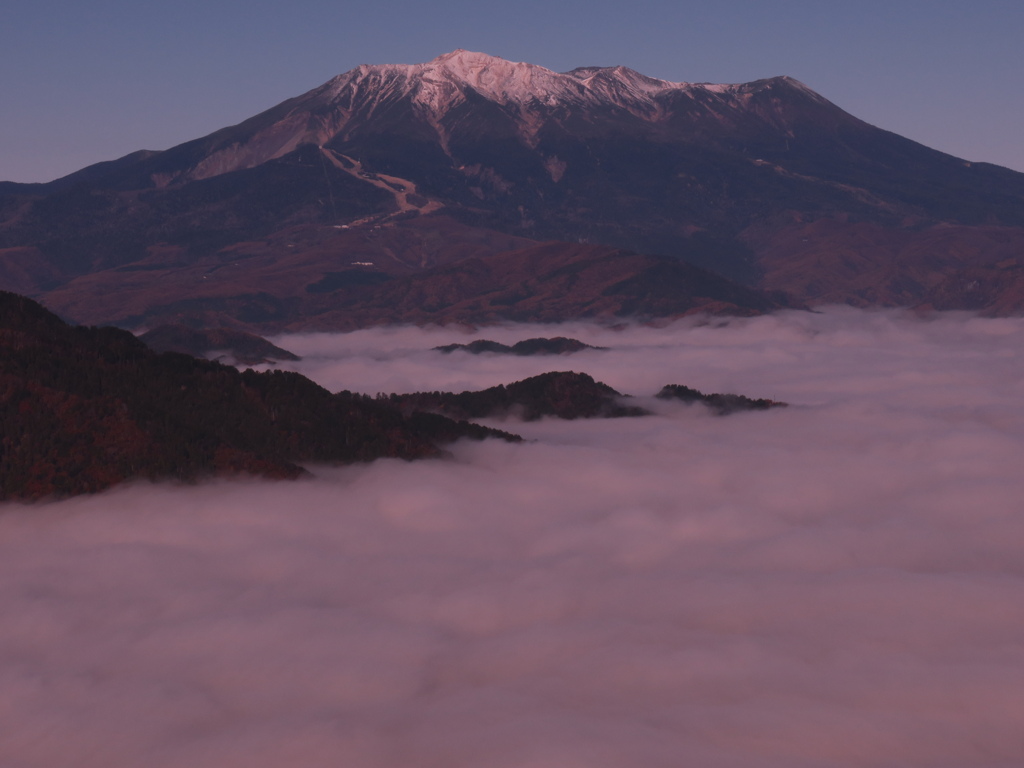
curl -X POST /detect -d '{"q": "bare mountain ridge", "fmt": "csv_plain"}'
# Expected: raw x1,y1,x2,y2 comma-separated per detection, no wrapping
3,50,1024,328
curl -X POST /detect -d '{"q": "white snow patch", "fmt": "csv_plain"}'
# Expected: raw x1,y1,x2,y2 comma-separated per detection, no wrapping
320,50,780,123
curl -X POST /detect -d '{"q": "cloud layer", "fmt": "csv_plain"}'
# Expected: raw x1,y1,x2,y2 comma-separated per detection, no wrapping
3,308,1023,767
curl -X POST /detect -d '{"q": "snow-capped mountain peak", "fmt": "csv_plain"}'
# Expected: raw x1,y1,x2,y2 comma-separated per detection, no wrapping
413,49,574,109
184,51,831,183
323,50,724,117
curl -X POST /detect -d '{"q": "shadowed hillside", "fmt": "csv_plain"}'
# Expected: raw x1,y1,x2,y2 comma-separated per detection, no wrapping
0,292,517,501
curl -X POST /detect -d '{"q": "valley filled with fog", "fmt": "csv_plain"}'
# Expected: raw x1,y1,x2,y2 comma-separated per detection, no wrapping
3,307,1023,767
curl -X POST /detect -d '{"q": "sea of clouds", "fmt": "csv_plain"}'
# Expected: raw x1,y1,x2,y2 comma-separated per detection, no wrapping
2,307,1023,767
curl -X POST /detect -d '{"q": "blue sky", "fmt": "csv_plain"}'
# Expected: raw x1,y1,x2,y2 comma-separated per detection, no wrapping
2,0,1022,182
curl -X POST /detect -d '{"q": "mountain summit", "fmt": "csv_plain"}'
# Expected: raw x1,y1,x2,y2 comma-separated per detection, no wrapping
314,49,821,120
3,51,1024,328
170,50,834,184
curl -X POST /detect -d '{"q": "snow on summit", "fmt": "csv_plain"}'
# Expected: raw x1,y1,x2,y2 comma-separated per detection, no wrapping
322,49,762,117
184,51,825,182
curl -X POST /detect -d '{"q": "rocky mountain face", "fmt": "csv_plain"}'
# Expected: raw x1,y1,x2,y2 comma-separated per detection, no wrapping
3,49,1024,328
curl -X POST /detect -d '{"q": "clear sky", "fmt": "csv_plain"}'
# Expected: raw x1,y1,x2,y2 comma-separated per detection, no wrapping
2,0,1022,183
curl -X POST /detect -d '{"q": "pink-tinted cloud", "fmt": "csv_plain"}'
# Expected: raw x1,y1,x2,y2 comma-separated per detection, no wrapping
2,307,1023,766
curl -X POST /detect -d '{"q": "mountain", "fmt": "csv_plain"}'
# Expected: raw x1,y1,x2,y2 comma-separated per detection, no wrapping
137,324,300,365
434,336,603,355
389,371,649,421
387,371,788,421
0,291,517,501
3,49,1024,327
655,384,787,415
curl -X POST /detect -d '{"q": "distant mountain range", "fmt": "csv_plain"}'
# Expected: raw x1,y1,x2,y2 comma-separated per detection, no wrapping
3,49,1023,329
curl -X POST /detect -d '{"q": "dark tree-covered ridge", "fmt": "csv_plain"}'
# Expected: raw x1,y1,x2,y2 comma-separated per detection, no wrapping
0,292,517,501
434,337,605,355
390,373,788,421
0,292,787,502
138,324,301,365
656,384,788,415
390,371,643,421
